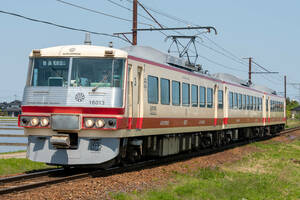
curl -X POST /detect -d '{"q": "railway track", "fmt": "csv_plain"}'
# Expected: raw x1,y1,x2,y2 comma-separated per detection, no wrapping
0,126,299,196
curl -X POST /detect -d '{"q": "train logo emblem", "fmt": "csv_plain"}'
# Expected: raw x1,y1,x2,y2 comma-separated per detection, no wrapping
75,92,85,102
69,48,76,52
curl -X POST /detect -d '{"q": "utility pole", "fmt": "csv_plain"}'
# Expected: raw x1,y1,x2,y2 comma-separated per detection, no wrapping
243,57,278,85
243,57,252,85
248,57,252,85
284,75,287,99
284,75,287,123
132,0,137,45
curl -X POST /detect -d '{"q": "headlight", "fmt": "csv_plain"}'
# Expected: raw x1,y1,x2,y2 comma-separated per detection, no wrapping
85,119,94,128
95,119,105,128
30,117,39,127
40,118,49,127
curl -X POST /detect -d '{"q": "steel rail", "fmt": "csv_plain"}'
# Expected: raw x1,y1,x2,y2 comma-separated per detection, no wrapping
280,126,300,134
0,127,299,195
0,127,23,130
0,168,64,184
0,143,27,146
0,134,26,137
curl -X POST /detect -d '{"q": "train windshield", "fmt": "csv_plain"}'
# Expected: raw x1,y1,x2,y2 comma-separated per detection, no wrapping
31,58,69,87
70,58,125,88
30,57,125,88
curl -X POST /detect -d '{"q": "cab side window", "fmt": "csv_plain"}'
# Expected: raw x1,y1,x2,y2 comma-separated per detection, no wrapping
148,75,158,104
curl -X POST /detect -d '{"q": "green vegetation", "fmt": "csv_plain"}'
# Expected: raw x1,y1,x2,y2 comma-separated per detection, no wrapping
286,119,300,128
0,116,18,120
0,150,26,155
0,158,53,176
286,98,299,119
112,139,300,200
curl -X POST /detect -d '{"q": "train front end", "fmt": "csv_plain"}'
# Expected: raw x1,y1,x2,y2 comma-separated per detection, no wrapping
19,45,128,166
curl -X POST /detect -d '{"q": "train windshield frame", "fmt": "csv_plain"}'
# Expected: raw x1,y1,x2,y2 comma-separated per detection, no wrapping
31,58,70,87
70,58,125,88
29,57,125,88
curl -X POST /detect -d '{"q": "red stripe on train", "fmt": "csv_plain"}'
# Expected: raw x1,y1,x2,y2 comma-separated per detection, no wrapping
21,106,125,115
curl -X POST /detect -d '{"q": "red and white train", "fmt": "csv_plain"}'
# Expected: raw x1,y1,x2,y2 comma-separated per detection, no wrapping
19,44,285,166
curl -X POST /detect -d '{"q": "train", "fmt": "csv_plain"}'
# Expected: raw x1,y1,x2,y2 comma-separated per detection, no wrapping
18,44,286,167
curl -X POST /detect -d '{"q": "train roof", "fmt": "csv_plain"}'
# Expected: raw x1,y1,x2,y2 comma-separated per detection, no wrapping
30,44,280,97
122,46,279,97
121,46,197,71
29,45,128,58
212,73,276,94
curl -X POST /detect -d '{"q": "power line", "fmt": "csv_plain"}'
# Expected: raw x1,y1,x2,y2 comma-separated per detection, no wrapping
111,1,276,77
133,1,252,69
251,60,271,72
105,0,154,23
196,40,248,68
252,57,284,82
201,34,247,64
0,9,129,43
198,54,247,73
134,0,250,69
107,0,168,38
251,59,283,83
56,0,152,26
127,0,192,25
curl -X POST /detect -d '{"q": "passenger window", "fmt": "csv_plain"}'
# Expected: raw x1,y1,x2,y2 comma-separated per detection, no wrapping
250,96,253,110
160,78,170,105
148,76,158,104
234,93,238,109
200,86,206,107
258,98,261,111
172,81,180,106
266,99,269,112
229,92,233,109
243,95,246,110
207,88,213,108
253,97,256,110
191,85,198,107
246,95,250,110
238,94,242,110
182,83,190,107
218,90,223,109
271,100,273,112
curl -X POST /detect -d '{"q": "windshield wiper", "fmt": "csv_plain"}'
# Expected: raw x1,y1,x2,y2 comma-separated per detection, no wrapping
92,60,115,92
92,84,101,92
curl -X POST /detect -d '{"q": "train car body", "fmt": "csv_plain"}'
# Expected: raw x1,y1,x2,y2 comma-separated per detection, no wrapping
19,45,286,166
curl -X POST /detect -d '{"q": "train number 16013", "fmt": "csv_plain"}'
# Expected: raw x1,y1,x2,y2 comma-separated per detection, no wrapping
89,100,105,105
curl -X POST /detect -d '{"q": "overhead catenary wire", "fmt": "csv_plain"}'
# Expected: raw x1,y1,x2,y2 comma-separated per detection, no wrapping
116,0,251,73
132,0,252,69
251,57,284,82
198,55,247,73
56,0,152,26
0,9,130,43
134,0,288,85
105,0,155,23
106,0,168,37
125,0,192,25
196,40,248,68
201,34,248,65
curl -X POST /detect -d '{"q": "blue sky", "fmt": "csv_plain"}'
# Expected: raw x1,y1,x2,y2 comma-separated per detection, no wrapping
1,0,299,102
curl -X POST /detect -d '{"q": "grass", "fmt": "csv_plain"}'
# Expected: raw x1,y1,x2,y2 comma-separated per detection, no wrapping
286,119,300,129
0,150,26,155
0,116,17,120
0,158,53,176
112,138,300,200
